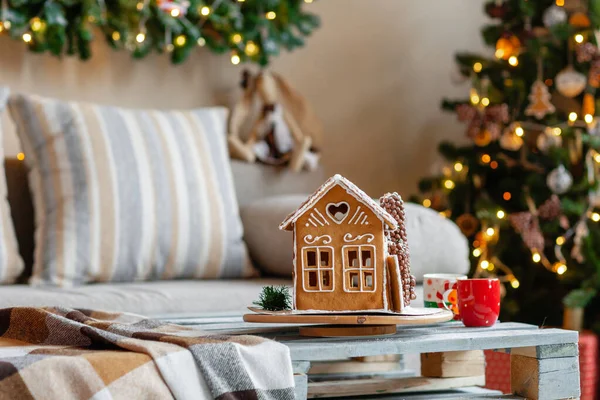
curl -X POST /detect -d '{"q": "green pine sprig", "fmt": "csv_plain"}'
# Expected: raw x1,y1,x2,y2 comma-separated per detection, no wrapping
253,286,292,311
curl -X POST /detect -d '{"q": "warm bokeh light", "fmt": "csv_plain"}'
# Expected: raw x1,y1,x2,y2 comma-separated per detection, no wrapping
444,179,455,190
515,126,524,137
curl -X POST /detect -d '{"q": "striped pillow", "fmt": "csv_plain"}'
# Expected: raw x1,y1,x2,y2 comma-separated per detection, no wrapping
8,93,254,286
0,89,25,283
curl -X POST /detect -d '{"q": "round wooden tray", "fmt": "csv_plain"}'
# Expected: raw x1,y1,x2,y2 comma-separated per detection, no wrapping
243,308,454,337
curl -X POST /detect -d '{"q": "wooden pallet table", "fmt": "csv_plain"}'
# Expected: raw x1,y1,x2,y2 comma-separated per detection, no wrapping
163,314,580,400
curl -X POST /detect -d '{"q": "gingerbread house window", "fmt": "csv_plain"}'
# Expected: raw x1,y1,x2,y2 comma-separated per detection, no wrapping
343,245,376,292
302,247,334,292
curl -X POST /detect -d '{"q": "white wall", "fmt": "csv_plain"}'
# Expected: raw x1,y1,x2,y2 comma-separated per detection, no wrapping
0,0,488,196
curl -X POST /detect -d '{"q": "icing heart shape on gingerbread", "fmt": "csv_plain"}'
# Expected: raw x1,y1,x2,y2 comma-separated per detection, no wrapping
326,202,349,224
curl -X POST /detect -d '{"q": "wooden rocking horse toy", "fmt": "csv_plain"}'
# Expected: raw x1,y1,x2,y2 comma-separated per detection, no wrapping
228,70,322,172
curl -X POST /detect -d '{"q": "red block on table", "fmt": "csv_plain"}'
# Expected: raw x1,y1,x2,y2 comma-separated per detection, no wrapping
485,331,598,399
579,331,598,400
484,349,511,394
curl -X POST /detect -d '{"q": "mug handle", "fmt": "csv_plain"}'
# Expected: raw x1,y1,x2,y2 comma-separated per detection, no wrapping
441,288,455,313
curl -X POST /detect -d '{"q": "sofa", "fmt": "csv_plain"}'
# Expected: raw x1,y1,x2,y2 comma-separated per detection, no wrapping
0,158,469,317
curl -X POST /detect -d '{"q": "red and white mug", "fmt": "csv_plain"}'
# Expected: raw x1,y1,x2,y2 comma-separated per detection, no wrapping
423,273,467,318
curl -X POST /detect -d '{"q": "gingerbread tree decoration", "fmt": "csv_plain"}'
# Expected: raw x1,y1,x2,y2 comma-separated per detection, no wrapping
380,193,417,305
525,80,556,120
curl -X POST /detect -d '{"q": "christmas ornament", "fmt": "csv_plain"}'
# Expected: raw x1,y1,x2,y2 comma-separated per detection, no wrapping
583,60,600,116
560,215,571,230
583,93,596,116
456,213,479,236
157,0,190,16
536,127,563,153
474,129,493,147
589,59,600,87
547,165,573,194
537,195,561,220
509,195,561,252
495,36,520,60
543,5,568,28
555,66,587,98
485,1,508,19
563,0,586,12
455,103,508,141
576,42,597,63
569,12,591,28
510,212,545,251
571,220,589,263
525,80,556,119
499,126,524,151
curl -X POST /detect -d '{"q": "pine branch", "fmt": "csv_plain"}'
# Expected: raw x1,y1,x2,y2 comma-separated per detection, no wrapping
253,286,292,311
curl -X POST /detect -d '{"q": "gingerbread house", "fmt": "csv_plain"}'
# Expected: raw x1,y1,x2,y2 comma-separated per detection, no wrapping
279,174,415,313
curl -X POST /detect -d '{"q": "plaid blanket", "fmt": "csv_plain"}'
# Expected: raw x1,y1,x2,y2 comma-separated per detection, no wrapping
0,307,295,400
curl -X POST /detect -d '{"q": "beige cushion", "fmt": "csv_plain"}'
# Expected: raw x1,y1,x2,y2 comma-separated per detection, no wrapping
241,196,299,277
241,195,469,281
8,93,254,286
0,279,290,317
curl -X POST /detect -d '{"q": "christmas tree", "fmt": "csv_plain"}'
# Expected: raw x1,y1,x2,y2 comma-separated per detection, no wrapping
414,0,600,330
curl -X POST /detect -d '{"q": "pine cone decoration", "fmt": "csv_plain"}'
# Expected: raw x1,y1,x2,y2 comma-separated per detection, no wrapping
380,192,416,306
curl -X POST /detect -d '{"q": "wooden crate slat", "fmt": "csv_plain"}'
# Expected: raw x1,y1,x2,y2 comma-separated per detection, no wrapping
511,354,581,400
286,328,577,361
307,375,486,398
510,343,579,359
272,322,538,344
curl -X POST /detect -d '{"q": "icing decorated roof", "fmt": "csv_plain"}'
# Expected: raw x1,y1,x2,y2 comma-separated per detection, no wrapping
279,174,398,231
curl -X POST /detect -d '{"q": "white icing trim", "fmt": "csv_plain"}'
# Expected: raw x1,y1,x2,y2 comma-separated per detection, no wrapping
313,208,330,226
347,205,362,224
353,211,365,225
326,201,350,224
304,235,332,245
307,218,318,227
279,174,398,230
382,254,388,311
343,233,375,244
360,215,368,225
341,244,377,293
310,212,325,226
301,246,335,293
293,230,297,309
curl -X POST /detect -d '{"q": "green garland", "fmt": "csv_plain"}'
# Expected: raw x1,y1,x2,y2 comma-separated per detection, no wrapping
0,0,320,65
